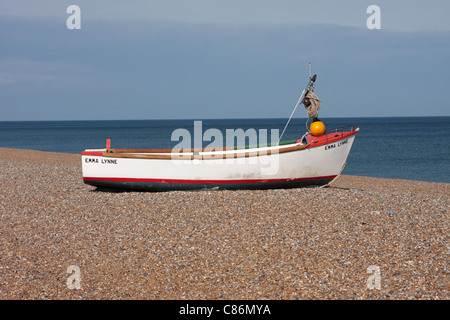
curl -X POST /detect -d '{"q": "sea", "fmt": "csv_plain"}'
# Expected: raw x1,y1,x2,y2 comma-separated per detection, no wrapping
0,117,449,184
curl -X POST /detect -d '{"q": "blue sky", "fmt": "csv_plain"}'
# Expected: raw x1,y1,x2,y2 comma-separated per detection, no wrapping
1,0,449,120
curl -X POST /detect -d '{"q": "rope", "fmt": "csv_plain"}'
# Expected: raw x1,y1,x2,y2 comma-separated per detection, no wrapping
278,89,306,144
320,162,346,188
305,117,311,133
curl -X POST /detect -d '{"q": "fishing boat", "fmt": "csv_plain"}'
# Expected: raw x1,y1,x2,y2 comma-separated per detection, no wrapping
82,71,359,191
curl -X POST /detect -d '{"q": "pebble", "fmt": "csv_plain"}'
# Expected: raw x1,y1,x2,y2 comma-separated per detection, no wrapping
0,148,448,300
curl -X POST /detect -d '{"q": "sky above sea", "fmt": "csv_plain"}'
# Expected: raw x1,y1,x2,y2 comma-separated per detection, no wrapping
1,0,449,121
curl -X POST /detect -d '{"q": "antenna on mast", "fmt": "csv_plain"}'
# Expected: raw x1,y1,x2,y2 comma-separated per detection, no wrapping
308,63,311,79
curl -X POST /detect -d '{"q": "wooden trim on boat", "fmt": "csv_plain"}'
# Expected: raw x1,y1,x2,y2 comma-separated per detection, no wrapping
102,144,306,160
108,139,298,154
109,147,234,153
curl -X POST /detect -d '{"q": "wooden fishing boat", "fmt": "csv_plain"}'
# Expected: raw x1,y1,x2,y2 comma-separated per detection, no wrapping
81,71,359,191
82,126,358,191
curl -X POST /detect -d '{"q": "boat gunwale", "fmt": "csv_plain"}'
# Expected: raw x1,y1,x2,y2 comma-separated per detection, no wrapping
101,143,306,160
81,128,358,160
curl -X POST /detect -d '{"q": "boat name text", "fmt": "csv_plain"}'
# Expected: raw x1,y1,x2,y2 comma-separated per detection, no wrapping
325,139,348,150
85,158,117,164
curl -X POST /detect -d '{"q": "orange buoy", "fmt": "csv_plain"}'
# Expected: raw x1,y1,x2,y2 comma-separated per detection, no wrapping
310,121,325,136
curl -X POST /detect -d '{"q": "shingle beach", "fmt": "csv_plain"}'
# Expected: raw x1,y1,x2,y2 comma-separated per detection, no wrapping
0,148,448,300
